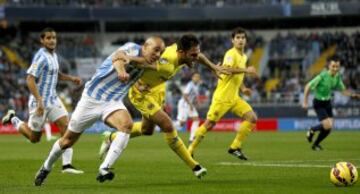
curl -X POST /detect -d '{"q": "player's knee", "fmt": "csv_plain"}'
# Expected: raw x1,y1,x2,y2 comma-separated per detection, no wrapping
162,122,174,133
245,112,258,123
116,120,133,133
324,121,333,130
58,124,68,134
60,137,74,149
204,120,215,130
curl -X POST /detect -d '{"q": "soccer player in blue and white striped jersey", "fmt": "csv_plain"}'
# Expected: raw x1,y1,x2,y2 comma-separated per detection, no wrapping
176,72,202,143
2,27,83,174
34,37,165,186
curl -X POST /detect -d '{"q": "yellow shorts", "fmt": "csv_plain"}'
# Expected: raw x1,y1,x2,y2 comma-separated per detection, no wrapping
207,96,253,122
128,86,166,118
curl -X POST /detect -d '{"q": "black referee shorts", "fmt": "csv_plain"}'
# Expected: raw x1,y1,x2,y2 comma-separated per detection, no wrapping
313,98,333,121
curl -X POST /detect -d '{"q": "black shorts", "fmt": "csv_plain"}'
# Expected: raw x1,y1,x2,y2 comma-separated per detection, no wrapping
313,99,333,121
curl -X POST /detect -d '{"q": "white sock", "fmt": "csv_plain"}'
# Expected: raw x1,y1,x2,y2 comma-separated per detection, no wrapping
174,120,181,130
44,123,52,141
62,148,73,166
99,131,130,171
11,117,24,131
44,139,64,170
189,120,200,142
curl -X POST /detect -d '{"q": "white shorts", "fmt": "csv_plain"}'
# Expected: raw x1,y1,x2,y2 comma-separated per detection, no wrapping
28,97,68,132
177,99,199,122
68,94,127,133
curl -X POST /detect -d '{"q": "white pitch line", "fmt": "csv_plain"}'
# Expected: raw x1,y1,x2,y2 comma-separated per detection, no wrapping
218,162,331,168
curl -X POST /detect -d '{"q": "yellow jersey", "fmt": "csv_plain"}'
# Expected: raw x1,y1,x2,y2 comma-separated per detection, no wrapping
137,44,185,92
212,47,247,102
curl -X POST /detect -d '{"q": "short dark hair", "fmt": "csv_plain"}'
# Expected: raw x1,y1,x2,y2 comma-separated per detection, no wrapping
177,34,199,52
40,27,55,39
328,55,341,63
191,71,200,77
231,27,247,39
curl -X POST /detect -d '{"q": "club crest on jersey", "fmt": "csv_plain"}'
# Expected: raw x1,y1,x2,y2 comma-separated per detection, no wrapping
226,56,233,63
32,63,38,69
159,58,168,65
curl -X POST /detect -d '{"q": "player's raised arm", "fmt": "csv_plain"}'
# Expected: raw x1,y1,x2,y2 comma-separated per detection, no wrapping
112,50,131,82
196,52,231,78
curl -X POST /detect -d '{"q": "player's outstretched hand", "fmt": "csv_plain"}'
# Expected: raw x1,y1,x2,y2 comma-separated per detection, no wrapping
118,71,130,83
246,66,259,78
217,64,232,75
353,93,360,99
71,76,83,85
302,101,308,109
36,101,44,116
241,87,252,97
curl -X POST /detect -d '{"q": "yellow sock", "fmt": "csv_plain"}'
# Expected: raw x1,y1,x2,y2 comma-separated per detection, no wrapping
130,122,142,138
109,122,143,141
164,130,198,169
188,125,207,155
230,121,255,150
110,132,117,142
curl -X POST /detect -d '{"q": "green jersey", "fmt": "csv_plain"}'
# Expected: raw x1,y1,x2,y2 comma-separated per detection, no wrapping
308,70,345,101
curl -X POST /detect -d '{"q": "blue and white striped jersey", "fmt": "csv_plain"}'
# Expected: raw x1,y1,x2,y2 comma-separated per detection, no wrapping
181,81,200,104
84,42,144,102
27,48,60,107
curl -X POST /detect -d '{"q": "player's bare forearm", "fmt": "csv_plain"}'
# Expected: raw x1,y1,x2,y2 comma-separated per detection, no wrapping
341,90,360,99
59,72,74,81
196,53,218,71
226,67,248,74
129,56,157,70
26,75,42,101
59,72,82,85
303,84,311,105
113,61,127,74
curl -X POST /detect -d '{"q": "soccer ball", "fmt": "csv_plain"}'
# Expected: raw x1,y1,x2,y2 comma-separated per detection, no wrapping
330,162,358,186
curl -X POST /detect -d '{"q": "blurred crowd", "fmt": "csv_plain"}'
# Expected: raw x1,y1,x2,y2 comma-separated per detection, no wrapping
5,0,358,7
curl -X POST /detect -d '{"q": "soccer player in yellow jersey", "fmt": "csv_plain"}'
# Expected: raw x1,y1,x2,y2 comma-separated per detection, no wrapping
188,27,258,160
100,34,227,178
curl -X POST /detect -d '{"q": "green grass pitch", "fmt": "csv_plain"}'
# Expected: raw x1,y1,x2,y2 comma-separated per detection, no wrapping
0,131,359,194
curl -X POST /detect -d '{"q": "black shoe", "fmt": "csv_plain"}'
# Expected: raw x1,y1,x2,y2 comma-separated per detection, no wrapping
1,109,15,125
34,166,50,186
192,165,207,179
228,148,248,160
312,144,323,151
306,128,315,143
96,168,115,183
